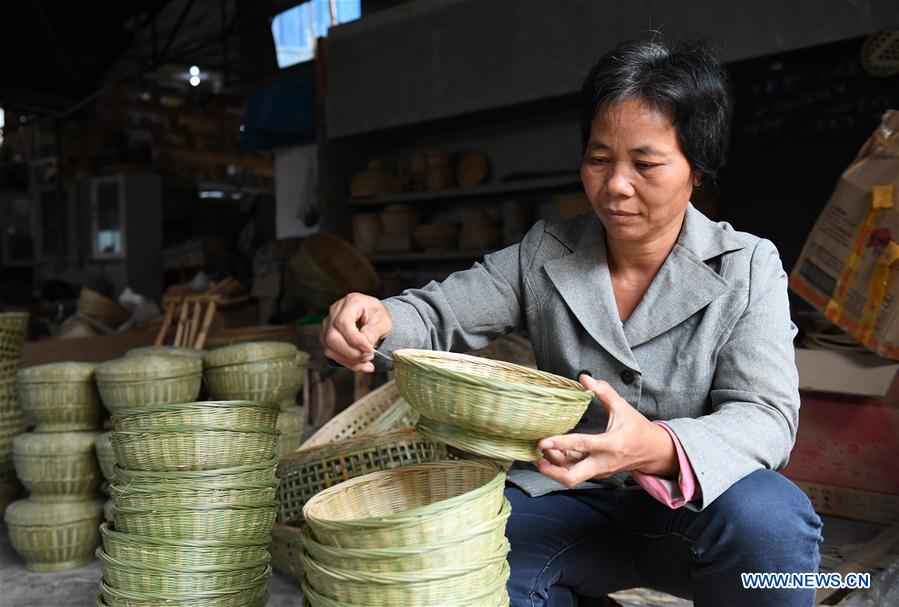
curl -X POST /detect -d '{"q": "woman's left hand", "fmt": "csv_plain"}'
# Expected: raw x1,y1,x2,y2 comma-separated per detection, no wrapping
534,374,678,488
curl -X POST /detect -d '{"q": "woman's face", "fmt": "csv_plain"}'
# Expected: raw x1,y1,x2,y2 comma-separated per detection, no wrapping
580,97,697,245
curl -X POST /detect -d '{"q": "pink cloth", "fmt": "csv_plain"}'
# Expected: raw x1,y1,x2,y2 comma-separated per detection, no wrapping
631,421,701,509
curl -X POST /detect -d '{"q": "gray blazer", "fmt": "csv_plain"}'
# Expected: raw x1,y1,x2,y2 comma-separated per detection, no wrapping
377,204,800,509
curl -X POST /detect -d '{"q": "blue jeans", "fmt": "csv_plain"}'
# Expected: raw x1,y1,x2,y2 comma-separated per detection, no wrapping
505,470,823,607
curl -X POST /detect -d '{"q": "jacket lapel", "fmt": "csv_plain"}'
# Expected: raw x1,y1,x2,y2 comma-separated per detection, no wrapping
624,205,745,348
544,217,641,371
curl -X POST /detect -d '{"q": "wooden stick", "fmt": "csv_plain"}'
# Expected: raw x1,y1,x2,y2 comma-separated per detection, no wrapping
154,302,176,346
187,301,202,346
173,300,189,347
194,300,218,349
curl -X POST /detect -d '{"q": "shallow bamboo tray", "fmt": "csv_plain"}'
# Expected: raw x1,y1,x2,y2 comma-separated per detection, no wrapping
112,502,278,541
111,458,278,485
301,381,402,448
302,460,505,549
98,577,269,607
109,479,278,508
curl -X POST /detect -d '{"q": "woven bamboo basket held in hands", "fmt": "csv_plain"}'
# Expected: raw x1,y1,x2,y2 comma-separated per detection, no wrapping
302,460,506,549
393,349,593,461
4,497,104,572
13,431,102,499
96,355,202,414
17,362,103,432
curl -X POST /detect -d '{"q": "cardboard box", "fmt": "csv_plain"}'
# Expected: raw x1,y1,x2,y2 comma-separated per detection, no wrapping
793,481,899,524
789,110,899,359
783,348,899,498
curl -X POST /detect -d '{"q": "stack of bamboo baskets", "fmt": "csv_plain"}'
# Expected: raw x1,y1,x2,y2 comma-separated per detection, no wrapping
204,342,309,459
5,361,105,571
300,460,512,607
100,400,280,607
0,312,28,518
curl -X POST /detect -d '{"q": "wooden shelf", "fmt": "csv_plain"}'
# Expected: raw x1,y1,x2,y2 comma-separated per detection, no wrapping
347,174,581,208
368,249,496,263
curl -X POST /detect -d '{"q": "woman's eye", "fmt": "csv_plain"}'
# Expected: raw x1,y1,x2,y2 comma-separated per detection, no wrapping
635,162,657,170
589,157,609,165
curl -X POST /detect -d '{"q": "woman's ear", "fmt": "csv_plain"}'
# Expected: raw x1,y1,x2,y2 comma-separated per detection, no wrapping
692,173,704,188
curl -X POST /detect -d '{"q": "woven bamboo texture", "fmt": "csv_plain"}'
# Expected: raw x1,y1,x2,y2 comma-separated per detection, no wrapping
98,548,271,595
97,375,203,414
299,499,511,573
300,577,510,607
111,428,278,471
101,523,270,568
276,430,446,524
109,479,278,508
126,346,205,359
0,312,28,359
13,450,101,498
99,577,269,607
269,523,304,583
111,458,278,485
205,358,304,405
416,416,543,461
17,370,103,432
112,401,279,433
302,461,506,549
112,502,278,540
78,288,130,327
393,349,592,440
301,381,401,448
276,406,306,459
4,498,103,572
95,432,116,481
302,552,510,607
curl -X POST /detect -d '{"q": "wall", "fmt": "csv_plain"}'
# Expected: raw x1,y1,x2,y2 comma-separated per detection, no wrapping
326,0,898,137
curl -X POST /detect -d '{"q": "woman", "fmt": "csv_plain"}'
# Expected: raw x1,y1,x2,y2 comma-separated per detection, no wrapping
321,37,822,607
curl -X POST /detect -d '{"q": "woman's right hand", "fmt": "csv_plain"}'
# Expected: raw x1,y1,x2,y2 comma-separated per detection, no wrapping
320,293,393,373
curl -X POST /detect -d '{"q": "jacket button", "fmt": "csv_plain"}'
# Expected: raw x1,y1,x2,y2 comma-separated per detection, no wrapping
620,369,635,385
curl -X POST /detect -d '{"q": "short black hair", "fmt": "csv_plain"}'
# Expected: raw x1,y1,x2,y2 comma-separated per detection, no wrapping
581,36,731,183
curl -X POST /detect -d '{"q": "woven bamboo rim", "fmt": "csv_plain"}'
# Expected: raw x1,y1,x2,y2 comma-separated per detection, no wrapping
302,553,510,606
301,381,401,449
97,374,203,414
110,480,278,508
300,576,509,607
101,523,270,568
277,430,446,524
394,349,592,440
112,401,279,432
97,592,270,607
299,499,511,573
98,546,271,573
113,502,277,541
111,458,278,484
303,461,506,549
111,427,278,471
98,548,271,594
98,576,270,606
416,416,541,461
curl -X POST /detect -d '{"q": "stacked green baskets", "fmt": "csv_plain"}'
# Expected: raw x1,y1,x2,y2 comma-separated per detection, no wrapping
300,460,512,607
96,355,203,415
204,342,310,459
5,361,105,571
100,400,281,607
0,312,28,515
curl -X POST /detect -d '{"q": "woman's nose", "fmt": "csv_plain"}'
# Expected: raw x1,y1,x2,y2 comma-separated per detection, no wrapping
606,164,635,198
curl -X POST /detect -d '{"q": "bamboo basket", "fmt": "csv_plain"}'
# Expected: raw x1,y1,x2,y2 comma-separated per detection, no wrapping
126,346,205,360
98,577,269,607
302,461,506,549
0,312,29,360
289,233,380,312
300,499,510,573
277,430,446,524
13,431,101,498
301,381,401,448
270,523,304,583
300,577,510,607
101,523,270,568
78,288,129,327
111,427,278,472
112,502,278,541
302,552,510,607
393,349,591,459
95,432,116,481
112,401,279,433
276,406,306,459
204,350,307,405
96,356,202,413
17,362,103,431
109,479,278,508
4,497,104,571
204,325,296,349
98,548,271,595
111,458,278,486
